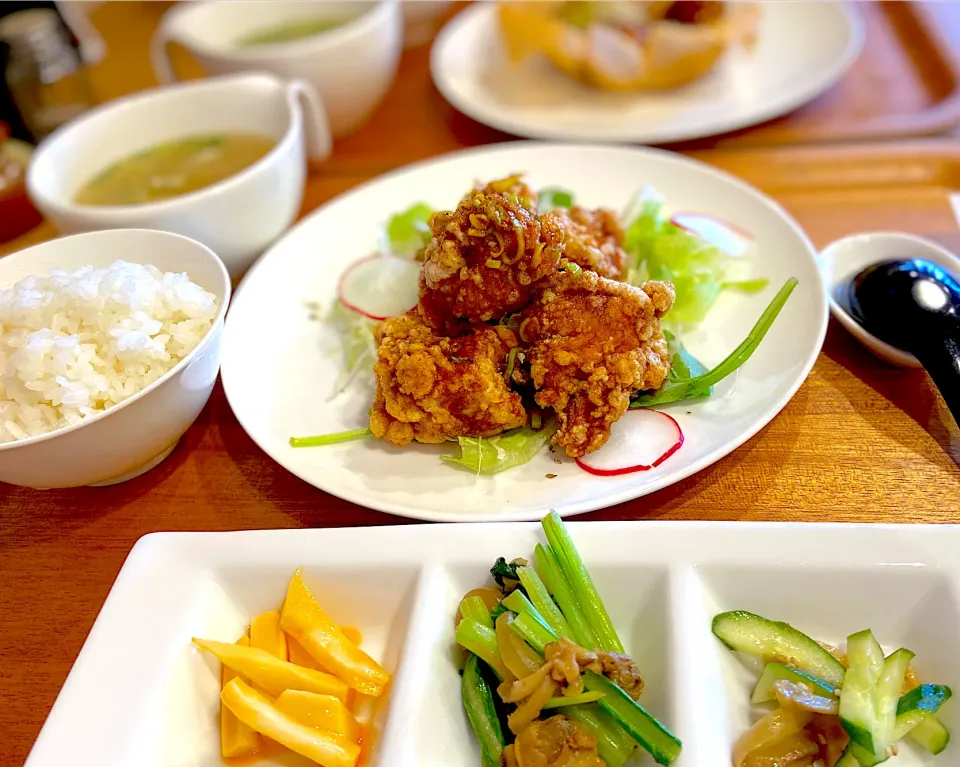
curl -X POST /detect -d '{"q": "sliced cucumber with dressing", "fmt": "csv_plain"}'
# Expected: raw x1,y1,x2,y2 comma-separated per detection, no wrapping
839,633,914,759
850,742,888,766
750,661,839,704
711,611,846,688
835,744,863,767
909,714,950,754
894,684,952,739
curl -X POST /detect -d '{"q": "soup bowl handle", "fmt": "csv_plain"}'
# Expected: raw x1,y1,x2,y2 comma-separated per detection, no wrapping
286,80,333,165
150,9,187,84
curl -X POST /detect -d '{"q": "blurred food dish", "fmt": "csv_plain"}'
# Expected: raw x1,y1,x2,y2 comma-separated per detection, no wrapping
498,0,759,92
27,73,331,280
431,1,863,144
151,0,402,139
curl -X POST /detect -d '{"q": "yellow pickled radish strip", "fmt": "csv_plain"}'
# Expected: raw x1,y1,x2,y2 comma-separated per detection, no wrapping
280,570,391,697
193,637,349,699
340,626,363,646
276,689,360,743
250,610,289,660
289,636,328,671
221,678,360,767
221,634,261,758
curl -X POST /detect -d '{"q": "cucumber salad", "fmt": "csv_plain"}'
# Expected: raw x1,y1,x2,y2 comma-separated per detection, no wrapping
456,512,681,766
713,610,953,766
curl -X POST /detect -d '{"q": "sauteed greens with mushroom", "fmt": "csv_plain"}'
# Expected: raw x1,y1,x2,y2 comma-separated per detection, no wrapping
456,512,681,766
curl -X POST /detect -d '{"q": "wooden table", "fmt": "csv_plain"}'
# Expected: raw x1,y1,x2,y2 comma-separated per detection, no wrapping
2,3,960,764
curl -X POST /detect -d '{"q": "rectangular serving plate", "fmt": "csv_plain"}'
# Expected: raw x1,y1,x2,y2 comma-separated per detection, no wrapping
24,522,960,767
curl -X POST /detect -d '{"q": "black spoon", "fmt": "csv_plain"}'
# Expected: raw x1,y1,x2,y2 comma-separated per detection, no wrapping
847,258,960,425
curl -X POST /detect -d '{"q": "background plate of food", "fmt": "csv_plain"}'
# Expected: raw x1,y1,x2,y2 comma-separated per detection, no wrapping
430,1,863,144
221,142,826,521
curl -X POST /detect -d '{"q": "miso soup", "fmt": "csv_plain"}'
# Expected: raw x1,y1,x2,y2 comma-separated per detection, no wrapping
235,17,347,47
73,132,275,206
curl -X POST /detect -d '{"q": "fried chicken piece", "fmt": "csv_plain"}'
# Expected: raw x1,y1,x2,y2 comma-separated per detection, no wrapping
519,270,674,457
553,205,628,280
418,177,564,330
369,311,526,446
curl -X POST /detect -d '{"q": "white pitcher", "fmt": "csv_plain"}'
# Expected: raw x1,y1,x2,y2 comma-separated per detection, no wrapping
151,0,402,139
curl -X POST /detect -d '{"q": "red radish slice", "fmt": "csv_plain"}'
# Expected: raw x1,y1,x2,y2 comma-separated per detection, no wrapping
338,254,421,321
575,410,684,477
671,213,755,257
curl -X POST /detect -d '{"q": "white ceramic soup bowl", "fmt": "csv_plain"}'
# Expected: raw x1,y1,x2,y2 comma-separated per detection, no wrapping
152,0,402,138
27,72,331,281
0,229,230,489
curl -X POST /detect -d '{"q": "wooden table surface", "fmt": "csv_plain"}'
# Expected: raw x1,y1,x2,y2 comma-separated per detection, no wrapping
3,3,960,764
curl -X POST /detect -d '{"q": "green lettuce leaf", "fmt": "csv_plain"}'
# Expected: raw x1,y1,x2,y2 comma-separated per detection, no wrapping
538,187,575,211
624,196,731,329
632,277,798,408
386,202,433,256
442,423,558,475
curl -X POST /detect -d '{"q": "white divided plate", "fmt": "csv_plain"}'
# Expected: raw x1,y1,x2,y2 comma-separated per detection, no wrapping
431,2,864,144
24,522,960,767
221,143,827,522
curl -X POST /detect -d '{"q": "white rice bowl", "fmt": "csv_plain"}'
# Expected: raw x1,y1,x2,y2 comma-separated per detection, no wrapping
0,260,218,443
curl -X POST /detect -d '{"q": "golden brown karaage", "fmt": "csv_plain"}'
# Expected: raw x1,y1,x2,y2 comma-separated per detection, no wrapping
418,177,564,330
519,270,674,457
552,206,627,281
370,311,526,446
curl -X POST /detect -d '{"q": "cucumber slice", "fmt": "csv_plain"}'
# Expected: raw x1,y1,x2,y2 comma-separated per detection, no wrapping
850,742,888,766
750,661,839,704
894,684,952,739
909,715,951,755
835,744,864,767
711,611,845,688
840,635,914,758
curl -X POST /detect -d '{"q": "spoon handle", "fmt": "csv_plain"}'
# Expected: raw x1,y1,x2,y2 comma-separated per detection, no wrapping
912,327,960,427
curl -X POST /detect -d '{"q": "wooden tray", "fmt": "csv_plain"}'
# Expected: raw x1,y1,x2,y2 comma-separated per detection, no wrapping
2,138,959,767
679,1,960,148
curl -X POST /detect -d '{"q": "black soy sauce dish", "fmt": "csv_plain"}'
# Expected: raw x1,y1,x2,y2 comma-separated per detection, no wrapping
847,258,960,426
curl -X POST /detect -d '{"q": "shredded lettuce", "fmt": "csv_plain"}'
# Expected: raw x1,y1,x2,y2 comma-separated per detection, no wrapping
632,277,798,408
442,422,558,475
386,202,433,257
623,194,731,330
723,278,770,294
326,299,377,395
539,187,575,211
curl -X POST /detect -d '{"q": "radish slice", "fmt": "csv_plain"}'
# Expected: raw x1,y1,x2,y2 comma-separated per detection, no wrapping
575,410,684,476
671,213,755,258
338,254,421,321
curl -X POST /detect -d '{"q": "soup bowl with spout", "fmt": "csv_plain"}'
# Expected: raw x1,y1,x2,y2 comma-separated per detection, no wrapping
151,0,402,138
27,72,331,280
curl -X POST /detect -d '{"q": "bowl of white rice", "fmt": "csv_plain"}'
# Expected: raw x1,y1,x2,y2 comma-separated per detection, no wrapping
0,228,230,488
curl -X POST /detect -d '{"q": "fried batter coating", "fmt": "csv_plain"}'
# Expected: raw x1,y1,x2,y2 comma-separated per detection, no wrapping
552,206,628,280
418,177,564,330
519,270,674,457
369,311,526,446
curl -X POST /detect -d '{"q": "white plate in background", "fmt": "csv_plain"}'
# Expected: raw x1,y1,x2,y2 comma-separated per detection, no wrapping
221,143,826,522
23,522,960,766
431,2,864,144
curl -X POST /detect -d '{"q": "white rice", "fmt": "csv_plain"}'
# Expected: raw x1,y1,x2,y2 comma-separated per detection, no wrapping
0,259,218,443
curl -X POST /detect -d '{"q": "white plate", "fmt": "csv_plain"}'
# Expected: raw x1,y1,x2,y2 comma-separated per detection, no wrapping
24,522,960,766
430,2,864,144
221,143,826,522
